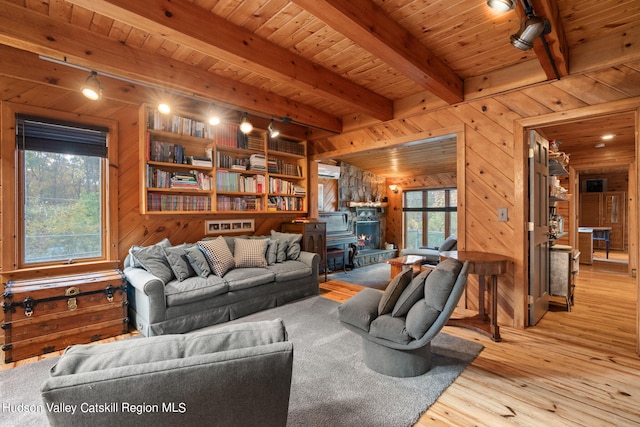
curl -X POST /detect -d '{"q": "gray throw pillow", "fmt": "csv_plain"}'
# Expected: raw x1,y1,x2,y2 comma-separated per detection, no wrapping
423,258,462,311
265,239,278,265
163,246,196,281
184,245,211,278
131,244,174,284
128,237,171,268
270,230,302,260
438,236,457,252
392,269,430,317
377,268,413,315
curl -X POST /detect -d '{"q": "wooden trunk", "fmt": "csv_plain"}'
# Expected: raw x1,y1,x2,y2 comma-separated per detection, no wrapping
2,270,128,363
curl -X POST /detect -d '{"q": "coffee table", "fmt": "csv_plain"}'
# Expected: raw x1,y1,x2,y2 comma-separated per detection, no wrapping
384,255,427,279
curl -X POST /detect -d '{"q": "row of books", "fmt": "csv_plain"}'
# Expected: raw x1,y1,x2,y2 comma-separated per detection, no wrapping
267,196,304,211
216,152,248,169
268,138,304,156
147,167,211,190
217,123,254,149
215,170,265,193
267,158,302,176
147,110,216,140
147,194,211,212
149,139,188,164
268,177,306,195
216,196,262,211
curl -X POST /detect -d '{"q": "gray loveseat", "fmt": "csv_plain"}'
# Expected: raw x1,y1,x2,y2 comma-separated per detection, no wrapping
124,231,319,336
41,319,293,427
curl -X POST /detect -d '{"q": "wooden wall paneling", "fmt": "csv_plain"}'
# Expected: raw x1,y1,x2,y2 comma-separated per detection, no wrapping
318,177,338,212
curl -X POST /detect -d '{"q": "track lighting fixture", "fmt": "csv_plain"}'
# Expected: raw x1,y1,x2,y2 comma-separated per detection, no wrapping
208,105,221,126
81,71,103,100
268,119,280,138
510,15,547,50
239,113,253,134
157,102,171,115
486,0,515,12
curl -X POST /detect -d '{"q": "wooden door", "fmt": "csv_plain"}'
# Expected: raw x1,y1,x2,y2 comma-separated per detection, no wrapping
529,131,550,326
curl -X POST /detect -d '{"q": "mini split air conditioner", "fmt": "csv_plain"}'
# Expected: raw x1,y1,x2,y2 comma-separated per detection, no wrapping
318,164,341,179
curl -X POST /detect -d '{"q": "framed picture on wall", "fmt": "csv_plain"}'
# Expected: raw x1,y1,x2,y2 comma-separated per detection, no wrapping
205,219,254,235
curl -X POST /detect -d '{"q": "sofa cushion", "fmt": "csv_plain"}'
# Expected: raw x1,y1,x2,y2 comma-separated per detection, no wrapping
405,301,441,339
131,244,175,284
234,238,268,268
267,260,312,282
423,258,462,311
266,239,278,265
224,267,275,291
198,236,235,277
337,288,382,333
438,235,457,252
128,238,171,268
49,319,287,377
392,269,429,317
163,245,196,281
270,231,302,260
184,245,211,278
164,275,228,307
378,268,413,315
369,314,412,344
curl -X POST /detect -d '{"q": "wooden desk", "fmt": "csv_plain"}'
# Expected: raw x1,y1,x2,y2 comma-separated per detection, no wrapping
440,251,510,342
384,255,426,279
578,227,612,259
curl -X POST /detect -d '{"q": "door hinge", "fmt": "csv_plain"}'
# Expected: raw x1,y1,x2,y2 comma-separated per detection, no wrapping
528,295,534,304
528,222,534,231
528,148,534,158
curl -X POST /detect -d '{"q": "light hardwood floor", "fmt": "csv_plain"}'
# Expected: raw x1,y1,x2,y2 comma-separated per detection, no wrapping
3,268,639,426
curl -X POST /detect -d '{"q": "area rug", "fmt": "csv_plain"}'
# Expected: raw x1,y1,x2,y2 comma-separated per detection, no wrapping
327,262,391,289
0,296,483,427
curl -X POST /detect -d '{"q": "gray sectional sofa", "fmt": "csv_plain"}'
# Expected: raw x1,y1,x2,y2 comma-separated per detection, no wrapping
124,231,319,336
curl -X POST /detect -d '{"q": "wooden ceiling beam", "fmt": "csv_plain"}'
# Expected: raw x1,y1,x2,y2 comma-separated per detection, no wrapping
291,0,464,105
64,0,393,123
527,0,570,79
0,1,342,133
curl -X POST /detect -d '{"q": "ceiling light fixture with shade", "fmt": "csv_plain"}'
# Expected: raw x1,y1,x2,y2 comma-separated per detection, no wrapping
81,71,103,100
239,113,253,134
157,101,171,115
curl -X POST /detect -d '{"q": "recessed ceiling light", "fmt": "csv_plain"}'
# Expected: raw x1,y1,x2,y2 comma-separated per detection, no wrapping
594,143,606,148
601,134,615,140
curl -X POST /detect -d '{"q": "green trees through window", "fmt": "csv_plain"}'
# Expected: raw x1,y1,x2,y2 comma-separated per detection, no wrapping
17,116,107,265
403,188,457,250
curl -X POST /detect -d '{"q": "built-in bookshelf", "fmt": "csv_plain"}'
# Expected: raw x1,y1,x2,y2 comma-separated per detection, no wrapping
139,104,307,214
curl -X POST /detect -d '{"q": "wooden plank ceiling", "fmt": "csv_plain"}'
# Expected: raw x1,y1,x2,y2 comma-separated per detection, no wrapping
0,0,638,177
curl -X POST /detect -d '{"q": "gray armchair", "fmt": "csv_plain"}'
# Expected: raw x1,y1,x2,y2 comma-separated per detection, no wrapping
338,258,469,377
40,319,293,427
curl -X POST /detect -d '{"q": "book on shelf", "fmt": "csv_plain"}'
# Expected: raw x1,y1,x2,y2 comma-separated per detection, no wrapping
186,155,213,167
147,109,215,140
249,154,266,172
216,196,263,211
267,137,304,156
